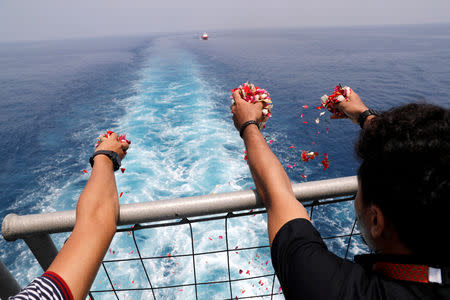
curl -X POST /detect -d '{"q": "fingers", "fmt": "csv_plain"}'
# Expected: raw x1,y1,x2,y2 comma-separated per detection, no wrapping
109,132,118,140
232,90,244,104
95,131,130,159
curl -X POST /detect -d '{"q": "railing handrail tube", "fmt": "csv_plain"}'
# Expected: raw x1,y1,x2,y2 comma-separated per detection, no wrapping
2,176,357,241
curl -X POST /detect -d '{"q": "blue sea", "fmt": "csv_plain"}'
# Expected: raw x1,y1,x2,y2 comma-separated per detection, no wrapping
1,24,450,299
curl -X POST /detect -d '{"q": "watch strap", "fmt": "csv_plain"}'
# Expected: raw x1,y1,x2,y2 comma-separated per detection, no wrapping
358,108,378,129
89,150,121,171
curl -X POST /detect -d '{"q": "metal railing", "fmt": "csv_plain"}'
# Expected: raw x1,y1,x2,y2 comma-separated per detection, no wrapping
1,176,359,299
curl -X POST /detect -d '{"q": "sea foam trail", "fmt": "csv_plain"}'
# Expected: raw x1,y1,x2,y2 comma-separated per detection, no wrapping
93,38,279,299
116,38,251,201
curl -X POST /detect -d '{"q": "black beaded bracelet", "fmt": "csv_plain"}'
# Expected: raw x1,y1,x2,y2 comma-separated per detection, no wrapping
239,120,259,138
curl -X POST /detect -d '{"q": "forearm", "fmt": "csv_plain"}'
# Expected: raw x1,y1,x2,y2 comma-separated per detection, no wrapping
242,125,294,207
243,125,309,244
76,155,119,233
47,132,128,300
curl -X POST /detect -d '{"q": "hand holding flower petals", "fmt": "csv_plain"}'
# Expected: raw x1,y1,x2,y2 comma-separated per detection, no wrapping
321,85,352,118
230,82,273,129
94,130,130,159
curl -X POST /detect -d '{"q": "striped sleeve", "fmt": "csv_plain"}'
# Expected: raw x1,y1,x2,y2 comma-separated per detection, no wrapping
9,271,74,300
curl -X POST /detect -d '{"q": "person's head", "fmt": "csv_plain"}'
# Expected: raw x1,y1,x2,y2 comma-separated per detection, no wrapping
354,103,449,259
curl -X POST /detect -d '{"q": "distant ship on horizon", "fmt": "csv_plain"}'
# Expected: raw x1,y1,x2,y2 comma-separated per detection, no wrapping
201,32,208,40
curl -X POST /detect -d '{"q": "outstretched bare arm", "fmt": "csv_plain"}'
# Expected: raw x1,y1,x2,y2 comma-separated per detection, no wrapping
231,91,309,245
47,133,129,300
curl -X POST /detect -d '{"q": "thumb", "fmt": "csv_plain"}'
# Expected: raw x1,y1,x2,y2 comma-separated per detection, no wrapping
109,132,119,140
232,90,245,104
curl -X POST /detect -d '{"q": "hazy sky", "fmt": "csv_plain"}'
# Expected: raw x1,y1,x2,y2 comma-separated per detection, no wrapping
1,0,449,42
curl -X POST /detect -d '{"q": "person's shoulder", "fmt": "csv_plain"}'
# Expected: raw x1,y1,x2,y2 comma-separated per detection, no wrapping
9,271,73,300
272,218,324,250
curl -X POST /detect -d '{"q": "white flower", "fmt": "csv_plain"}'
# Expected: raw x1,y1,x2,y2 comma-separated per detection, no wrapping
321,95,328,104
320,111,326,116
315,118,320,124
261,93,267,99
343,86,352,96
337,95,345,102
262,109,268,115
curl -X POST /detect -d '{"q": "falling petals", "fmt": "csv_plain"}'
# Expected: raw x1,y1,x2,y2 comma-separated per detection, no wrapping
119,192,123,198
82,169,88,174
120,168,126,173
322,153,330,170
302,105,308,109
301,151,318,162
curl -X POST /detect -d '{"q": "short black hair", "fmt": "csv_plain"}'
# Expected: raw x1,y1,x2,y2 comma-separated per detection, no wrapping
356,103,449,259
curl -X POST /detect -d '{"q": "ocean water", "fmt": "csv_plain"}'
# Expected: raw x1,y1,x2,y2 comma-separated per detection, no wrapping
1,24,450,299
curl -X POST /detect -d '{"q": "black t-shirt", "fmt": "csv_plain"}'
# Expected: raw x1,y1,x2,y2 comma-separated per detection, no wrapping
271,218,450,299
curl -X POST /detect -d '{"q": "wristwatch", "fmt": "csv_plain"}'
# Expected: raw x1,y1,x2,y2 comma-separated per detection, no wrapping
89,150,121,171
358,109,378,129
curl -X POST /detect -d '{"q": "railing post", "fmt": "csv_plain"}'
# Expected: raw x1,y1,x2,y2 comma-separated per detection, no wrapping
0,259,21,299
24,234,58,271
